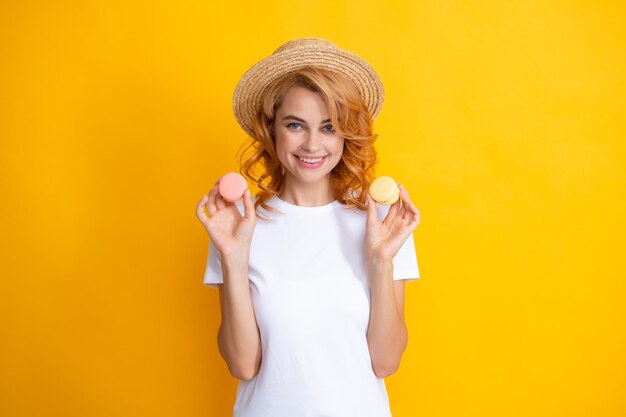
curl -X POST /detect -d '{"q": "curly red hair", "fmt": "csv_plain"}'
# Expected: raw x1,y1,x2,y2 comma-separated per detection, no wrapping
237,66,379,219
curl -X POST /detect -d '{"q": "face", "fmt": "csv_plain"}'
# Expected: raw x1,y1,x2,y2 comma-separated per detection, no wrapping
272,87,345,187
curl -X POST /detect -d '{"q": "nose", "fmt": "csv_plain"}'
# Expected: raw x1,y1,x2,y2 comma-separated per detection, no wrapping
301,130,323,153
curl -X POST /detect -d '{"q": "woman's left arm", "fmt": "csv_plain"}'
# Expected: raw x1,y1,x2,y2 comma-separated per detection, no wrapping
365,184,420,378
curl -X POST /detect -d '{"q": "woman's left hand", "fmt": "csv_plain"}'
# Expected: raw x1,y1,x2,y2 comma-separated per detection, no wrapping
365,184,421,264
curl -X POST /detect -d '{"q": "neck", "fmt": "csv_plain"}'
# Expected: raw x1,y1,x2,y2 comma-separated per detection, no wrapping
278,176,335,207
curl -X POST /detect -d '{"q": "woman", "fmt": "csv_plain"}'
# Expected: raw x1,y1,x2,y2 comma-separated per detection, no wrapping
196,38,421,417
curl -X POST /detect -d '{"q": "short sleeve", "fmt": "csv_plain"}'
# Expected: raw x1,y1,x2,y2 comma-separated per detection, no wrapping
203,239,223,288
376,203,421,282
392,233,421,282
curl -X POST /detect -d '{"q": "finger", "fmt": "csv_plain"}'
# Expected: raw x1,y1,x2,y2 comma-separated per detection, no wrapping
206,187,219,216
214,176,235,207
410,211,421,228
196,195,210,222
409,207,421,227
401,194,420,225
215,192,226,210
209,175,225,213
365,193,378,224
398,184,410,204
383,196,400,226
398,201,407,220
398,184,414,219
399,184,416,206
242,189,256,221
400,184,419,218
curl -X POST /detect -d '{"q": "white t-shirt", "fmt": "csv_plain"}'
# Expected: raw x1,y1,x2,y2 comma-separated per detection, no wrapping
204,195,420,417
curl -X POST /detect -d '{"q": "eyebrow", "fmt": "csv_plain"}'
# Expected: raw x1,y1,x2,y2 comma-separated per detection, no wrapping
282,115,331,124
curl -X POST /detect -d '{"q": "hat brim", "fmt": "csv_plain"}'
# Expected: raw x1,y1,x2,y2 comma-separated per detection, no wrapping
232,39,384,137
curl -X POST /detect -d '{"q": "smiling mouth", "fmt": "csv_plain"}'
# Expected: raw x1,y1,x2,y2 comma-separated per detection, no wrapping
295,155,328,163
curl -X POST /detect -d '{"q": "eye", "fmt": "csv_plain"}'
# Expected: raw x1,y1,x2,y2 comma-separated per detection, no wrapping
322,124,335,132
286,122,303,129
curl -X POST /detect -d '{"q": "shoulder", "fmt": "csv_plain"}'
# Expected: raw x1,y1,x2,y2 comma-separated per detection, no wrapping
342,198,390,221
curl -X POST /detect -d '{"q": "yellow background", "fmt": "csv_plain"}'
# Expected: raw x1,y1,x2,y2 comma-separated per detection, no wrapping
1,1,625,416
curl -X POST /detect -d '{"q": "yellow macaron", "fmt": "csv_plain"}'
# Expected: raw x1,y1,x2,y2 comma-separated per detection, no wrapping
369,176,400,205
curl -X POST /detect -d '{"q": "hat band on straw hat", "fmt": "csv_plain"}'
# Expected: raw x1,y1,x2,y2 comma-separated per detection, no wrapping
232,37,385,137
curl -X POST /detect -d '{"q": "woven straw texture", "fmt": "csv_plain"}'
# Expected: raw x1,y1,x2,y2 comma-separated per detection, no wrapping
232,38,385,137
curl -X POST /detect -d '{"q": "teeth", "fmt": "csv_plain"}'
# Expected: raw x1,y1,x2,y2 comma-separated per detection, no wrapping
299,156,323,163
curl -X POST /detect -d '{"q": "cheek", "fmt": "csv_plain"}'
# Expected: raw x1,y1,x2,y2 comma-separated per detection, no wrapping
333,138,345,155
275,131,295,149
274,134,287,154
274,135,293,165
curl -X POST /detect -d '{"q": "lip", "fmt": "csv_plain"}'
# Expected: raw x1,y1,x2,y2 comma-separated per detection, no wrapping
293,154,328,168
295,154,328,159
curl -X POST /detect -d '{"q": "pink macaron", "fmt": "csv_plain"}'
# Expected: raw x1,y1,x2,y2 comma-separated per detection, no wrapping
218,172,248,202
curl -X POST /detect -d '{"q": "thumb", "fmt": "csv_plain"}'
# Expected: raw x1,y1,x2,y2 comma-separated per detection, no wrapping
365,193,377,224
242,189,256,222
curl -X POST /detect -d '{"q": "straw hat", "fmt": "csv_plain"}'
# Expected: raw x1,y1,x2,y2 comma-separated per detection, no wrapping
232,37,385,137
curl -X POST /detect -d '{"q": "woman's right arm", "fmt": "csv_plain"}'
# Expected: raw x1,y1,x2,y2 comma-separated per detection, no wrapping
196,181,261,380
217,252,262,381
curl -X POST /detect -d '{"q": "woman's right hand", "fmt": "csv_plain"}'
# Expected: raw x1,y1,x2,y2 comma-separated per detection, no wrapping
196,176,257,260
